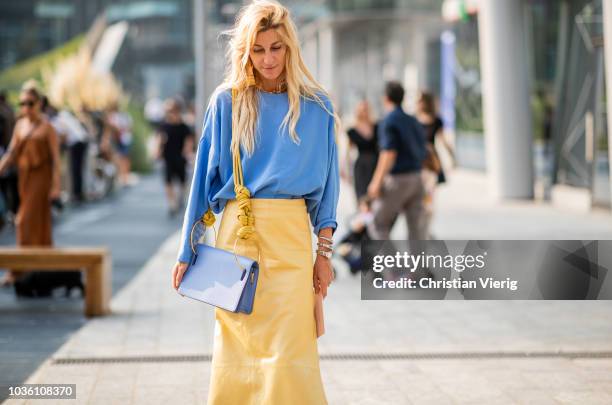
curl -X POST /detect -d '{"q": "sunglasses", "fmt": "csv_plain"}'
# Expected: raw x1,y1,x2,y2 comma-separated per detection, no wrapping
19,100,36,107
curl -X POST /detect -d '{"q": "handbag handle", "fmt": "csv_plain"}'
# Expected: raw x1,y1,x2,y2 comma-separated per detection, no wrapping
189,216,217,256
190,87,260,262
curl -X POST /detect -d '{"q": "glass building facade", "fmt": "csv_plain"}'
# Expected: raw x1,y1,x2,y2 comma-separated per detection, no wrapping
7,1,605,208
0,0,194,102
448,0,607,207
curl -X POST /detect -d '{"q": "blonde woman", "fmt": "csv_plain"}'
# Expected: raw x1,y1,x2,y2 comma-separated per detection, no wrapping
344,99,379,201
171,1,339,403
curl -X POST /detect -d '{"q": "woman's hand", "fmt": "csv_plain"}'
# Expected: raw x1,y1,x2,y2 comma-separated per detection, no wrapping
340,165,351,182
172,261,189,290
49,186,61,201
367,178,382,200
313,254,334,298
0,155,8,177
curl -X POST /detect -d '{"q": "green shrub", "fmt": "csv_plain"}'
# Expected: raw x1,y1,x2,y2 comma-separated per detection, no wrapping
0,35,84,92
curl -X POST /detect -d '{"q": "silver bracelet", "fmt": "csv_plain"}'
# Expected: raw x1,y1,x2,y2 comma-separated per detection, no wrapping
318,235,333,244
316,249,332,259
316,241,333,250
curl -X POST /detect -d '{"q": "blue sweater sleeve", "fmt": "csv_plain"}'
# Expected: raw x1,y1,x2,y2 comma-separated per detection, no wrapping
309,109,340,236
176,100,221,264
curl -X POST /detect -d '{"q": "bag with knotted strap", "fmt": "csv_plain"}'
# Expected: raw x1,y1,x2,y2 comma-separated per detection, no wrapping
177,88,261,314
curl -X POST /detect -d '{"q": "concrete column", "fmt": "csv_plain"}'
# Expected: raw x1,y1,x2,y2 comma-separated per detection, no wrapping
603,0,612,206
478,0,534,199
302,33,318,79
318,23,336,97
193,0,206,138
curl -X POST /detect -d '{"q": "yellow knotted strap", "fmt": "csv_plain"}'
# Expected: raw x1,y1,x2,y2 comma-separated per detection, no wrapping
231,87,255,241
201,209,216,227
191,87,258,260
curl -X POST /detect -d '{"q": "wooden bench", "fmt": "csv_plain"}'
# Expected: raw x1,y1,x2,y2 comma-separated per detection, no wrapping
0,247,111,317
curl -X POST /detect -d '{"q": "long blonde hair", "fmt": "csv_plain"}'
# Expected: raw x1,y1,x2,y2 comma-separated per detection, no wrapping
208,0,341,157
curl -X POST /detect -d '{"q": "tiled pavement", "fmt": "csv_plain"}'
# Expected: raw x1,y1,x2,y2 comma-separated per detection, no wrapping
3,169,612,404
0,170,184,403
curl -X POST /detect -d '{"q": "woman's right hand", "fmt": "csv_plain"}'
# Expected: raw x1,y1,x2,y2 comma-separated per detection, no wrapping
339,166,349,182
172,261,189,290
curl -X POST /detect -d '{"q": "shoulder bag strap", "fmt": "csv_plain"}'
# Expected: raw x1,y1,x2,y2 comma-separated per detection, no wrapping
196,88,255,242
230,88,255,241
8,119,41,163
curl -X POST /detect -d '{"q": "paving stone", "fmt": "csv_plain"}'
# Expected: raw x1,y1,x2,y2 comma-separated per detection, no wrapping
3,169,612,404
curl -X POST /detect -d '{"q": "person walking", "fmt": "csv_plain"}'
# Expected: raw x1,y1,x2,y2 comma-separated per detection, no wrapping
0,90,15,150
49,106,90,203
415,91,454,239
106,102,133,187
366,81,427,241
344,99,379,202
0,85,61,286
171,1,339,403
0,90,18,222
155,98,194,217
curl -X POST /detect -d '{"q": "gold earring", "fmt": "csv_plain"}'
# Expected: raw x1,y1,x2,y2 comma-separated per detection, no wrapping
246,60,256,87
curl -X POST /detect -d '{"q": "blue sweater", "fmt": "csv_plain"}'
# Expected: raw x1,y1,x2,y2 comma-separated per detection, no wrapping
177,88,339,264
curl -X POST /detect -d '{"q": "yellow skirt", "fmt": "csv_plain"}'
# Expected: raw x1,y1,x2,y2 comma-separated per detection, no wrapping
207,198,328,405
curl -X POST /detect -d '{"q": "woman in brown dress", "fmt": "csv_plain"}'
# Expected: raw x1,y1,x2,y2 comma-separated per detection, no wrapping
0,86,61,286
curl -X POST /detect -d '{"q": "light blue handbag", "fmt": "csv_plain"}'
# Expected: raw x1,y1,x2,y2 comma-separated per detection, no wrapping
177,87,260,314
178,234,260,314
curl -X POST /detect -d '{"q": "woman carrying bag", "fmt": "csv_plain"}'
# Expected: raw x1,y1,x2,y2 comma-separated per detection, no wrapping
0,85,62,287
171,1,339,403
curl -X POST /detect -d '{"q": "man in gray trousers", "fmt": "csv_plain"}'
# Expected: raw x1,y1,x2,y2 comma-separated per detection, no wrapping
367,81,428,241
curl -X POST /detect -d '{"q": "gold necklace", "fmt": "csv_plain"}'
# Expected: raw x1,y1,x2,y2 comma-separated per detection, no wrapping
256,79,287,94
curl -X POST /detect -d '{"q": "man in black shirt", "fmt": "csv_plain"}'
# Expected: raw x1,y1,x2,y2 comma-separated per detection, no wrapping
156,99,194,217
367,81,428,241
